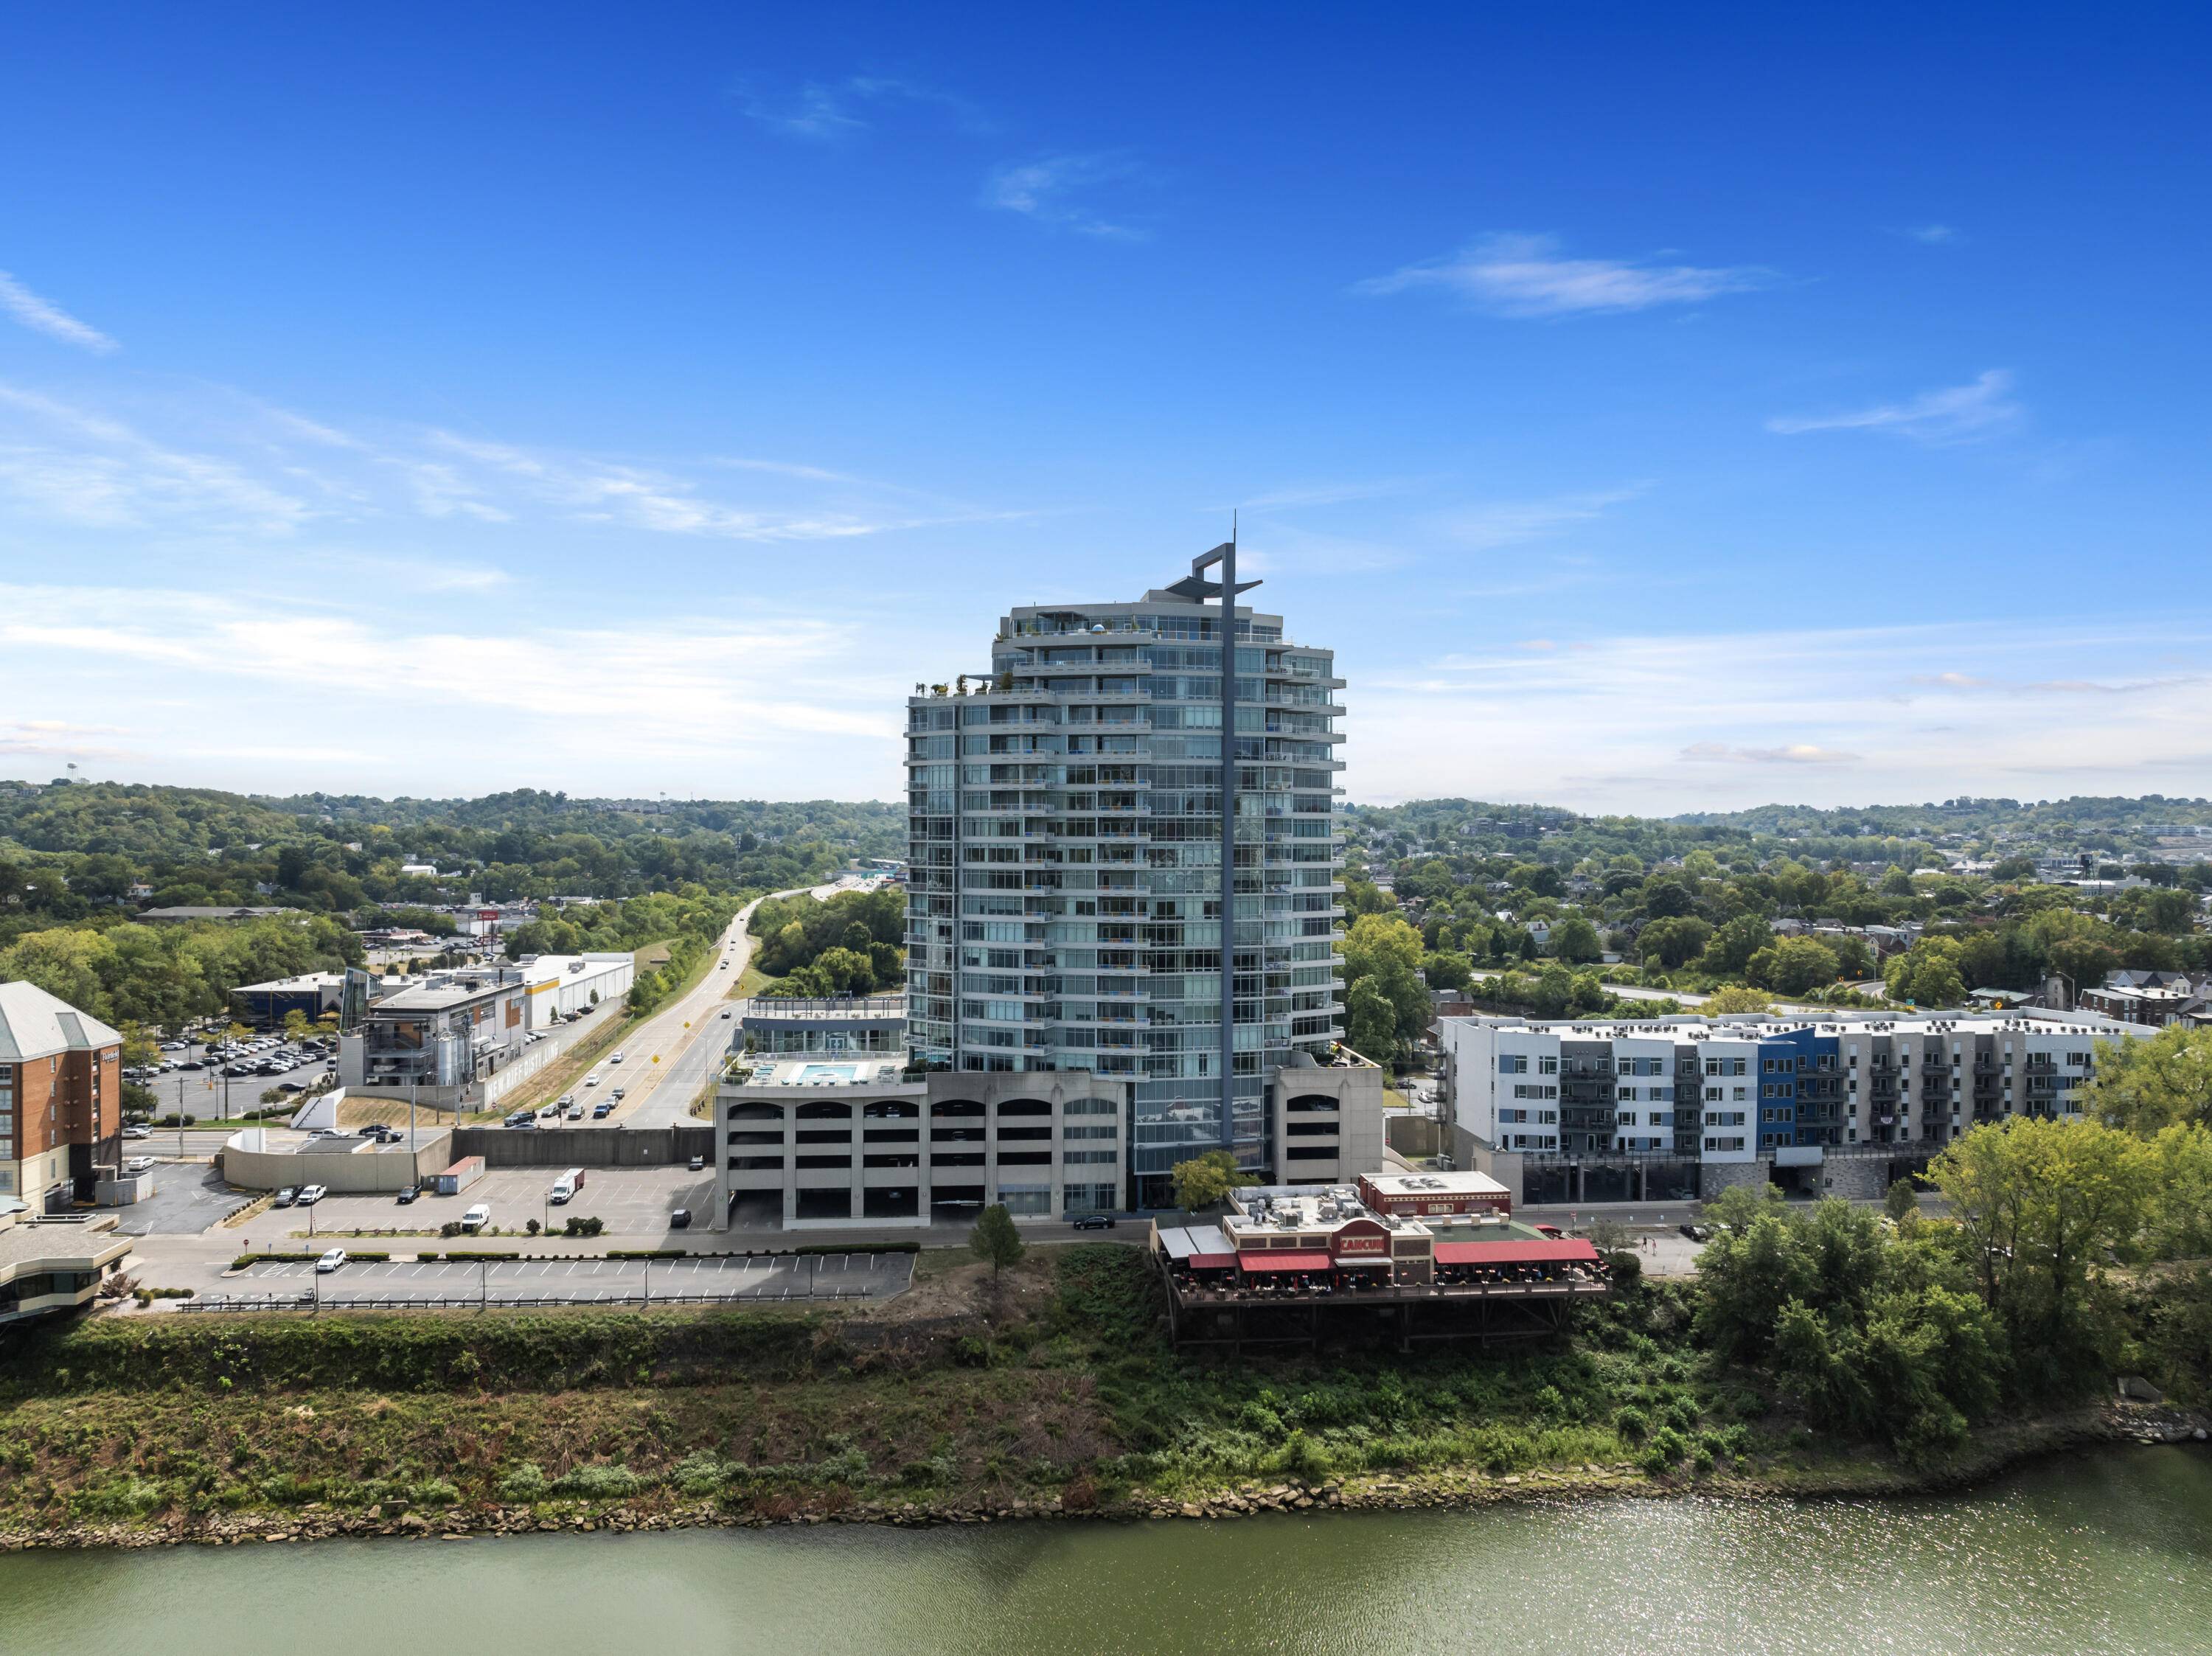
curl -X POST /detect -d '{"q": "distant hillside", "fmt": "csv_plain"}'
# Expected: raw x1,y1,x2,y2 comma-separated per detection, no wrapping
0,781,902,939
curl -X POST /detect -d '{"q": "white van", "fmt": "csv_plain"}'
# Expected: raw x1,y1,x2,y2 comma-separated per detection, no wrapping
550,1167,585,1204
460,1203,492,1232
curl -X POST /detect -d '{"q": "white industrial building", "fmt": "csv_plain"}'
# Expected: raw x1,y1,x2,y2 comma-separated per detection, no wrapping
516,953,635,1027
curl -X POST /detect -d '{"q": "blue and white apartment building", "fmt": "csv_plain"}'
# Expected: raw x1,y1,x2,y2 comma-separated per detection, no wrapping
1440,1008,2150,1205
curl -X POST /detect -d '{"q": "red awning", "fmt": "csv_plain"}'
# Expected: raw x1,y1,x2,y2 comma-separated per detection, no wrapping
1237,1250,1335,1273
1433,1239,1601,1267
1189,1253,1237,1270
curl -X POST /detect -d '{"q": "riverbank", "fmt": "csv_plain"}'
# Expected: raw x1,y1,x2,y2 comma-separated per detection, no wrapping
2,1246,2204,1551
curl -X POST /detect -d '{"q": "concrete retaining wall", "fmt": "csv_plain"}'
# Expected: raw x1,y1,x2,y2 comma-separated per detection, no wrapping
1697,1158,1769,1200
221,1130,454,1194
451,1124,714,1169
1384,1112,1441,1158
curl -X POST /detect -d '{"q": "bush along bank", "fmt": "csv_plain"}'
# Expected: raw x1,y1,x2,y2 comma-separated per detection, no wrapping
1,1231,2207,1548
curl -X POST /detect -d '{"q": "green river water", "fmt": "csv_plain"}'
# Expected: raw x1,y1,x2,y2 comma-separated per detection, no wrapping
4,1447,2208,1655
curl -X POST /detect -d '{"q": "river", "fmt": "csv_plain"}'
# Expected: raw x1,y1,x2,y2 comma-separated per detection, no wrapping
5,1447,2208,1655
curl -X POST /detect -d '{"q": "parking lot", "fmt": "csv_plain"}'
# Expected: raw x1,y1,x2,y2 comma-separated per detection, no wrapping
109,1163,251,1236
265,1166,717,1242
192,1250,912,1309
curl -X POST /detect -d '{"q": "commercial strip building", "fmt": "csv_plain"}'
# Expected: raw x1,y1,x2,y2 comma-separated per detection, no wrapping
0,1203,133,1326
0,981,124,1210
1439,1007,2155,1205
902,548,1354,1207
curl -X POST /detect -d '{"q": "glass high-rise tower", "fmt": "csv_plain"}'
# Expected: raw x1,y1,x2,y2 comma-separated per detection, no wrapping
904,554,1347,1207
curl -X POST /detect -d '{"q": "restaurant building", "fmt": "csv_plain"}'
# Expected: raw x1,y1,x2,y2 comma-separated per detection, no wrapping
1151,1176,1607,1350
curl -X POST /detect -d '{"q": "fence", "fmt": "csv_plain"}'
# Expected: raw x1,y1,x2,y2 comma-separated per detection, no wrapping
175,1286,877,1313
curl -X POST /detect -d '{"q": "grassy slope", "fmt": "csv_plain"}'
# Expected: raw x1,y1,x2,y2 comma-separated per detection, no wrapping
0,1248,1981,1537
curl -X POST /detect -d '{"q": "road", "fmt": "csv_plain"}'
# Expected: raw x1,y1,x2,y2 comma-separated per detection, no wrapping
613,877,873,1129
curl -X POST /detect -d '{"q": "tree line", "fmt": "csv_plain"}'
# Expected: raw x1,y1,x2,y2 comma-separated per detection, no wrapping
746,887,905,999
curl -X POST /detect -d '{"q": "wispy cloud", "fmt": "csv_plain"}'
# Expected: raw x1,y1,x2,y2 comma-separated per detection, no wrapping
1433,485,1644,551
1896,223,1962,246
1355,233,1767,317
0,582,913,790
0,378,1011,546
1351,616,2212,810
0,271,117,352
739,75,987,142
0,383,313,532
982,153,1145,239
1681,741,1861,766
1767,369,2020,444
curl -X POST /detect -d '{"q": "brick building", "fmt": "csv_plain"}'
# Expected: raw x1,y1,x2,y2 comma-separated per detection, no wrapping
0,982,125,1211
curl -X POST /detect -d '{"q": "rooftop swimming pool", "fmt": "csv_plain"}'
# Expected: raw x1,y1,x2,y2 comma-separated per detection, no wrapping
792,1062,863,1082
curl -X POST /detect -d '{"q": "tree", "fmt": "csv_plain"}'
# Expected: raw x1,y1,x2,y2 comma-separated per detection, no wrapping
1345,977,1399,1063
1548,914,1602,964
1638,916,1713,970
1744,936,1840,995
2084,1024,2212,1134
282,1009,313,1043
1169,1149,1242,1211
1925,1117,2152,1386
1420,950,1473,992
1696,914,1773,977
1701,985,1774,1015
968,1203,1026,1276
1885,1177,1919,1223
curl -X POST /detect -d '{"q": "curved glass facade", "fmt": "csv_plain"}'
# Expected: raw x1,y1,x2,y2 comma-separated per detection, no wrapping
905,585,1346,1205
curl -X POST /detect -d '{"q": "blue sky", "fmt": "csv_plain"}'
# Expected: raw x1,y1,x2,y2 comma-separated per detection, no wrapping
2,3,2207,810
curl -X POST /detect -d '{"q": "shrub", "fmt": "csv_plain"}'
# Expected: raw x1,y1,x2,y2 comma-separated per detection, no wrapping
497,1463,549,1502
552,1463,641,1500
1607,1250,1643,1285
414,1479,461,1507
1613,1405,1651,1443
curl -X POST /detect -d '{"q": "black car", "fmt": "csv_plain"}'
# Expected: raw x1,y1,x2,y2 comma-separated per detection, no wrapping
1071,1214,1118,1231
397,1184,420,1205
669,1208,692,1230
1679,1222,1711,1242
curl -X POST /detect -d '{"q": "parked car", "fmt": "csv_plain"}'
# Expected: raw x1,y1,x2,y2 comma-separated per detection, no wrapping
296,1184,327,1206
460,1203,492,1231
1071,1214,1117,1231
316,1248,348,1273
687,1154,705,1172
124,1155,157,1174
276,1081,305,1093
121,1124,151,1140
273,1187,299,1208
1679,1222,1712,1242
396,1184,420,1205
669,1208,692,1230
